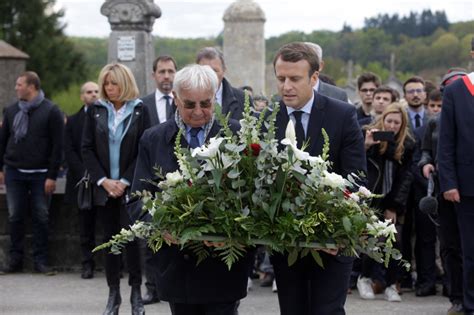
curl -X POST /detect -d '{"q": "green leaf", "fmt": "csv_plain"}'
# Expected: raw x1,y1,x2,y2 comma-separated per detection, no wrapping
311,250,324,268
211,169,222,189
287,248,299,266
342,216,352,232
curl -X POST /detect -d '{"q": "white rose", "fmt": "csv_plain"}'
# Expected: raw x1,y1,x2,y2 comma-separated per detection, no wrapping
322,171,346,188
165,170,184,187
349,193,360,202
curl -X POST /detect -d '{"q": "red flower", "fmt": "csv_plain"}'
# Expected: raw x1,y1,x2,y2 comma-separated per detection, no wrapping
187,180,193,187
343,189,351,199
249,143,261,157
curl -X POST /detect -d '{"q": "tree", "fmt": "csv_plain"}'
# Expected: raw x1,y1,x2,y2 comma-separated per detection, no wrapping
0,0,86,97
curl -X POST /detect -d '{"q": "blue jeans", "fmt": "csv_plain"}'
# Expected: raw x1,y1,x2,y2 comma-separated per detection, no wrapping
5,167,51,265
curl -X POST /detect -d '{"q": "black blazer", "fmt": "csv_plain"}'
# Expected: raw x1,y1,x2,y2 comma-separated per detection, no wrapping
141,92,176,126
221,78,246,121
81,101,150,206
438,77,474,196
129,118,252,304
275,91,367,180
64,106,87,203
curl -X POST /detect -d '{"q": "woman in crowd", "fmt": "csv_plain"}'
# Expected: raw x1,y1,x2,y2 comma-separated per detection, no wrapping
82,63,150,315
357,103,415,302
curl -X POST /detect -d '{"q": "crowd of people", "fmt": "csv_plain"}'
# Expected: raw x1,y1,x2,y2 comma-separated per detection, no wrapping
0,39,473,315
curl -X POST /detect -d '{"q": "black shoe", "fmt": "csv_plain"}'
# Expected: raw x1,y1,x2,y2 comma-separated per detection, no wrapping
415,285,436,297
142,289,160,305
260,273,275,287
34,264,57,276
131,286,145,315
81,265,94,279
1,262,23,274
103,286,121,315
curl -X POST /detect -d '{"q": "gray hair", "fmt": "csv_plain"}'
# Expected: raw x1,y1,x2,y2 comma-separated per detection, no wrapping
173,64,219,98
304,42,323,61
196,47,226,70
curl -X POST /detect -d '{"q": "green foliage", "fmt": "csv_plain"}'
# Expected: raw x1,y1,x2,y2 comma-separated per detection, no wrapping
51,83,82,115
0,0,87,97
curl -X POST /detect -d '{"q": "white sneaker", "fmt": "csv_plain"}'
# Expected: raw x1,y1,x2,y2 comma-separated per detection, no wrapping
356,276,375,300
272,279,277,293
247,277,253,292
384,284,402,302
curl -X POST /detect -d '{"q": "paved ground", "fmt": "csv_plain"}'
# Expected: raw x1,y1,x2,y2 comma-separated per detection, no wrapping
0,272,451,315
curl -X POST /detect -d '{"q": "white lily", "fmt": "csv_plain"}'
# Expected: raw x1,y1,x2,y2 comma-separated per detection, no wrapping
191,137,224,158
281,121,323,164
321,170,347,188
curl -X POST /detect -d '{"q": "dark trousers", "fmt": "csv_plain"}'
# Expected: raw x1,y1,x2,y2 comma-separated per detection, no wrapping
414,204,437,288
438,196,463,304
454,196,474,312
97,198,141,287
5,167,51,266
169,301,239,315
79,207,97,268
140,240,157,294
271,252,352,315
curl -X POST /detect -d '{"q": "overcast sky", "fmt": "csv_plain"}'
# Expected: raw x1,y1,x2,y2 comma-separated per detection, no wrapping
55,0,473,38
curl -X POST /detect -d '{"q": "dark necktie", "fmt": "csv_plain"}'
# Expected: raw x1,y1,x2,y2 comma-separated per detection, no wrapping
293,111,305,149
164,95,172,120
189,127,201,149
415,114,421,128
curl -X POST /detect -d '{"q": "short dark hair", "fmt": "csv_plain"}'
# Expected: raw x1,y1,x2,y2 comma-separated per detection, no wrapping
403,76,425,93
357,72,381,90
273,42,320,77
19,71,41,90
152,55,177,73
240,85,253,93
196,47,226,70
374,85,397,102
428,89,442,102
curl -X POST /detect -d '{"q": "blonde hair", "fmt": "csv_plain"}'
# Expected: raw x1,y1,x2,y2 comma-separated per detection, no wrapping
365,102,412,162
98,63,139,102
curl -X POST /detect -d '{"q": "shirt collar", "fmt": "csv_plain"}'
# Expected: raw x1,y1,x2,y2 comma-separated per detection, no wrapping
407,106,424,119
313,79,320,92
215,83,223,103
155,89,173,100
286,93,315,116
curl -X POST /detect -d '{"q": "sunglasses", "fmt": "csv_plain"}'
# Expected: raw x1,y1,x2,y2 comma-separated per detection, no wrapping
85,90,99,94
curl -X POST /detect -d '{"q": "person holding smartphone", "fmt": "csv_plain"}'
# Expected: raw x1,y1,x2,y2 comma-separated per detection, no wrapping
357,103,415,302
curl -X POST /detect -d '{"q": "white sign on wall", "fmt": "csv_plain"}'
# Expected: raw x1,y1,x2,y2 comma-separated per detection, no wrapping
117,36,136,61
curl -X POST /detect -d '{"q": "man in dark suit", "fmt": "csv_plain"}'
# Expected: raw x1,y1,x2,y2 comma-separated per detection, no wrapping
130,64,251,315
196,47,247,120
139,55,177,304
438,39,474,315
270,42,366,315
305,42,349,102
141,55,177,126
64,81,99,279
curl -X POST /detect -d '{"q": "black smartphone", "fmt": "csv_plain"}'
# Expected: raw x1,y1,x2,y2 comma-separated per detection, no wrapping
373,131,395,142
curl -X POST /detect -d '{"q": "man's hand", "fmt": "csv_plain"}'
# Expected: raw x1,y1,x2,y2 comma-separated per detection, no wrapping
101,179,126,198
203,240,226,248
44,179,56,194
0,172,4,185
422,164,435,179
384,209,397,225
162,232,179,245
443,189,460,203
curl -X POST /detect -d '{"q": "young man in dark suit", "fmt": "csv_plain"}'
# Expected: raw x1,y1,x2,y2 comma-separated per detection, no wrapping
64,81,99,279
141,55,177,126
270,42,366,315
438,39,474,315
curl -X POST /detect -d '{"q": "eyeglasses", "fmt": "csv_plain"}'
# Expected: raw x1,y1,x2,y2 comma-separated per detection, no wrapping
85,90,99,94
406,88,425,95
178,97,214,109
360,88,376,93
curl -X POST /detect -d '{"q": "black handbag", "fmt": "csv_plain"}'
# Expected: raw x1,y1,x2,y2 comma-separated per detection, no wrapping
76,171,93,210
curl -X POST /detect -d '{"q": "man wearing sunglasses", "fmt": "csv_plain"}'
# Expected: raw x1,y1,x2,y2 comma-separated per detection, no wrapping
64,81,99,279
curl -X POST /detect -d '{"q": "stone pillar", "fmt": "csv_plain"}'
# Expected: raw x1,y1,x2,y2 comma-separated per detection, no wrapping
0,41,29,116
101,0,161,96
223,0,266,95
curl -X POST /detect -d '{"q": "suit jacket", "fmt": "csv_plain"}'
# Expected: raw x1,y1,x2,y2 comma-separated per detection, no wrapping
275,92,366,179
141,92,176,126
318,81,349,102
64,106,87,203
129,118,252,304
81,101,150,206
220,78,246,120
438,77,474,196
